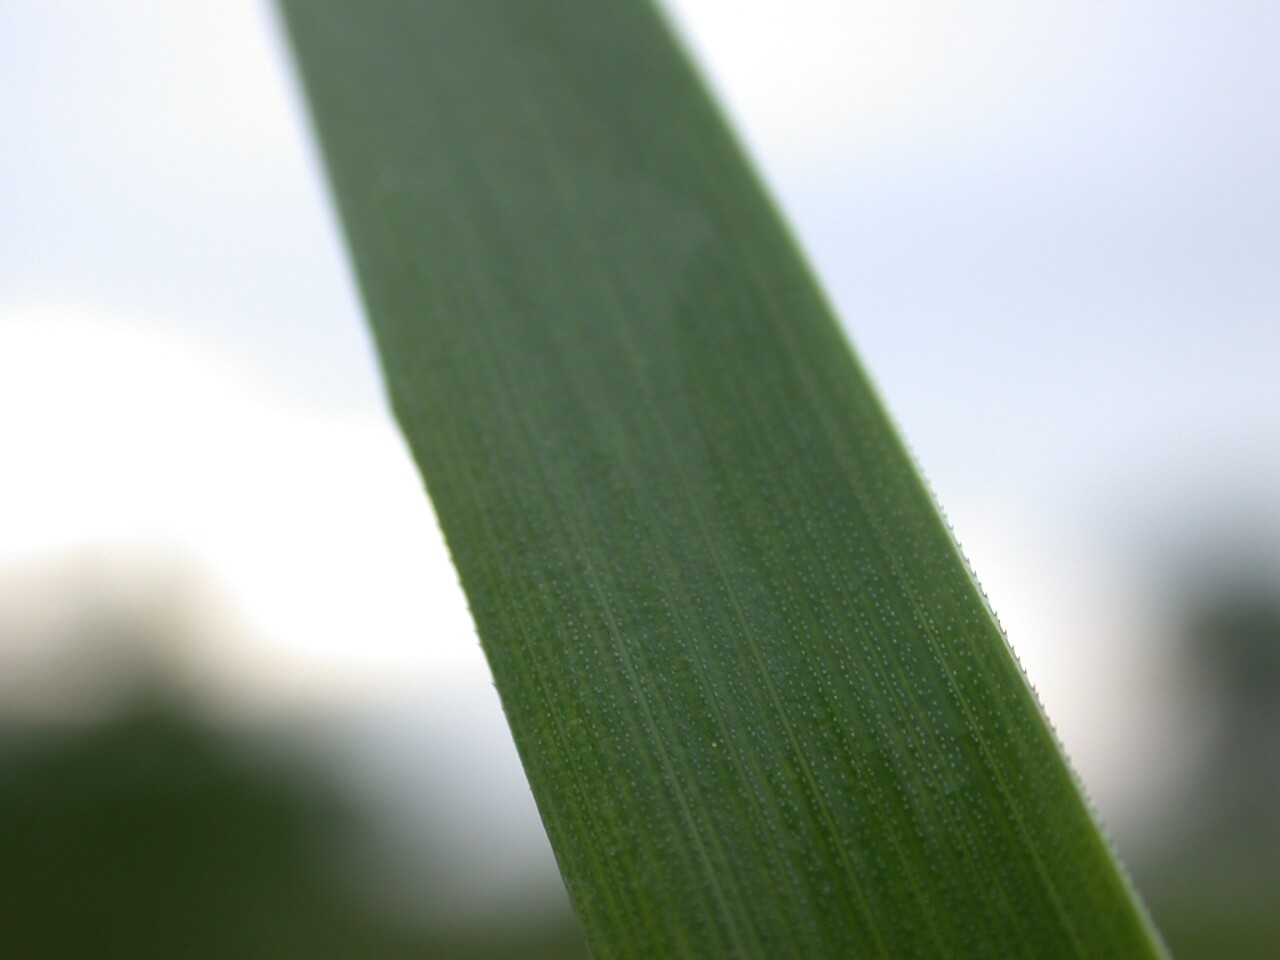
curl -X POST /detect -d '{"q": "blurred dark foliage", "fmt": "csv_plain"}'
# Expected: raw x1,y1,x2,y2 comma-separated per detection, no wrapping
1132,572,1280,960
2,553,1277,958
0,694,588,960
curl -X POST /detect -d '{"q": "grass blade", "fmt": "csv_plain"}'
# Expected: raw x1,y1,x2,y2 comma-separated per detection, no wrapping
279,2,1169,956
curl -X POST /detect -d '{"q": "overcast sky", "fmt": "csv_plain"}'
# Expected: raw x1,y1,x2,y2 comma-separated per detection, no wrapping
5,1,1276,507
2,0,1278,837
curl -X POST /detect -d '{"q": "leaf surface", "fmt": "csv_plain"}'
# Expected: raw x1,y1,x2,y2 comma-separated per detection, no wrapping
279,2,1169,957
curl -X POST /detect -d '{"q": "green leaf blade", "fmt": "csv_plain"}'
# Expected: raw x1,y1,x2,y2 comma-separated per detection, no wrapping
279,2,1169,957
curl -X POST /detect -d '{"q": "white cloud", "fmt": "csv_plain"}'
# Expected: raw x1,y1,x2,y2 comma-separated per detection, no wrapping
0,306,488,715
663,1,1106,167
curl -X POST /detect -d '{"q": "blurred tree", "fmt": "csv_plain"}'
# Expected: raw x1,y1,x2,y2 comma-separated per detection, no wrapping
0,553,589,958
0,694,587,960
1133,562,1280,960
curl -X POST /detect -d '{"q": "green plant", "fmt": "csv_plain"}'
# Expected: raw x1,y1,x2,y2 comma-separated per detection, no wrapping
279,2,1169,956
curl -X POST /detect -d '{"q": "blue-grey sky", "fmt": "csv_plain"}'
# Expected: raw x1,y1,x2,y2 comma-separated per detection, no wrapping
4,0,1276,513
2,0,1278,845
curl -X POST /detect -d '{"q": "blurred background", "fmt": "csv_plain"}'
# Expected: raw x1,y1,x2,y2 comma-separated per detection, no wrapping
1,1,1276,956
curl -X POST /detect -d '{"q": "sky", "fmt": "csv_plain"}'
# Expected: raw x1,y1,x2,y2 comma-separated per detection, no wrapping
2,0,1278,877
